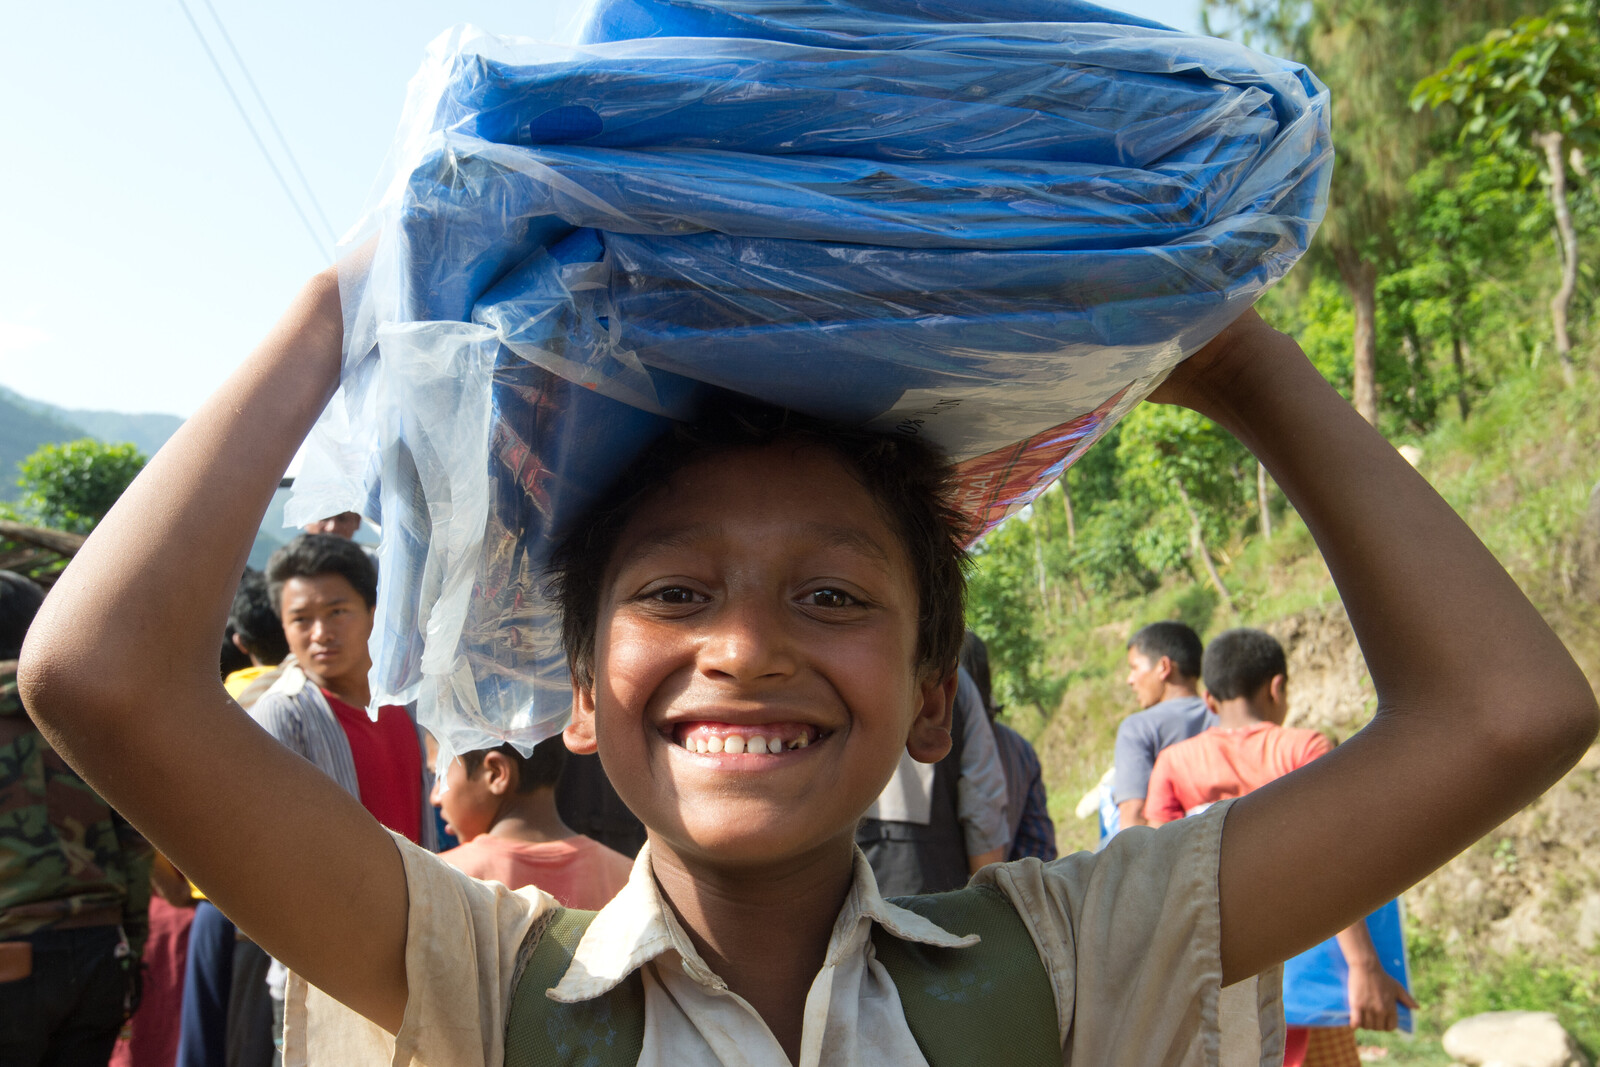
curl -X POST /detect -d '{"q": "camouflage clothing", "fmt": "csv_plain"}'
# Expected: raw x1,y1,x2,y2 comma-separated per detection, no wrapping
0,662,151,957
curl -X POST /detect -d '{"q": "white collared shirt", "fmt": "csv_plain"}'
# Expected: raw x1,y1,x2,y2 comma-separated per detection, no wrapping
284,800,1280,1066
548,846,976,1067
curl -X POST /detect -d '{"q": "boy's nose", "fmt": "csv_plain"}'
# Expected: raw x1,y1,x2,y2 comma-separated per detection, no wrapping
696,597,797,683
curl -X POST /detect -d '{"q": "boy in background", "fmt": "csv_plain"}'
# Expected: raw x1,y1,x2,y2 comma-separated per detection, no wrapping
434,736,631,910
1145,628,1418,1065
222,569,290,708
1110,621,1213,834
961,631,1056,861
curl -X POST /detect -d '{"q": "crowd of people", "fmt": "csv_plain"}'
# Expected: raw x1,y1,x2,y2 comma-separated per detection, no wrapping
1,510,1059,1066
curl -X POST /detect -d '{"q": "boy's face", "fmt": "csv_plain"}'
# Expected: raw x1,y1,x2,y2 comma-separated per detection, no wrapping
1125,648,1169,709
278,573,374,694
431,756,496,842
566,444,955,869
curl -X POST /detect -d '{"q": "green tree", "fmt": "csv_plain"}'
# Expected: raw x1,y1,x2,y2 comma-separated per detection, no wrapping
1204,0,1544,425
1387,152,1535,419
1114,405,1252,613
7,439,148,535
1413,0,1600,384
967,514,1051,709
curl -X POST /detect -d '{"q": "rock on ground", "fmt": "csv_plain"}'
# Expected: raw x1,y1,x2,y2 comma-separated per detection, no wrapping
1441,1010,1590,1067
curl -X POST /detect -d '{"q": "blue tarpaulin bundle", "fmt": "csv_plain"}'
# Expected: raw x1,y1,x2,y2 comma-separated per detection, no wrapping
288,0,1332,765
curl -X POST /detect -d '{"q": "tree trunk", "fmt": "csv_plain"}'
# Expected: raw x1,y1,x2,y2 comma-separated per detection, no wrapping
1536,130,1578,387
1033,526,1049,606
1451,329,1470,420
1256,462,1273,542
1337,252,1380,425
1174,478,1234,614
1059,480,1076,545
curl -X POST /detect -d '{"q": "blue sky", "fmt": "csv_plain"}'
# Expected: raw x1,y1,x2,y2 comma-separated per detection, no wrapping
0,0,1199,418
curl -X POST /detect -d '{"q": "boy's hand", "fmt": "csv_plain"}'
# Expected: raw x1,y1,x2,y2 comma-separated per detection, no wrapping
1346,958,1417,1032
1146,307,1281,415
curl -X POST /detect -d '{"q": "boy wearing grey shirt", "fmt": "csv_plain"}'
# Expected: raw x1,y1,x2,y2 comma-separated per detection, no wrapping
1111,621,1215,833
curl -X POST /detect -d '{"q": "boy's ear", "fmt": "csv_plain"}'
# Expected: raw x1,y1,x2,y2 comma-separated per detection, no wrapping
482,751,516,795
1268,674,1289,710
906,670,958,764
564,678,599,755
1202,690,1221,715
230,632,250,656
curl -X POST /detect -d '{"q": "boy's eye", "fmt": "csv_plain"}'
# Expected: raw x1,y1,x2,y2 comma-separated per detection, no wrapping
805,588,859,609
649,586,702,605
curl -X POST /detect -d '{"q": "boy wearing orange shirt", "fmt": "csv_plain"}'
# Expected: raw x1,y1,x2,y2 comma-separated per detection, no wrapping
1146,629,1418,1066
433,737,632,910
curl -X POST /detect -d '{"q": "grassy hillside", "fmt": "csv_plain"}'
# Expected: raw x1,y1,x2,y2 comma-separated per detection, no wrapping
996,351,1600,1055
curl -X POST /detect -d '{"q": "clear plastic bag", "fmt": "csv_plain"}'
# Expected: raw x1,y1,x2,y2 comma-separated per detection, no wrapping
288,0,1331,766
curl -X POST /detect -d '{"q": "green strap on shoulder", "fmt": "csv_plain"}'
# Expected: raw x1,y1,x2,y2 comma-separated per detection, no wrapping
504,886,1058,1067
872,884,1061,1067
503,907,646,1067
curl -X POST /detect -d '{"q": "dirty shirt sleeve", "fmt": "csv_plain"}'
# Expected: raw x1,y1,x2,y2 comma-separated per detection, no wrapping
282,831,551,1067
974,799,1284,1066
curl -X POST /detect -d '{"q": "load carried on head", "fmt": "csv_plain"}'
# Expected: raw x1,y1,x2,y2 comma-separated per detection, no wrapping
287,0,1332,768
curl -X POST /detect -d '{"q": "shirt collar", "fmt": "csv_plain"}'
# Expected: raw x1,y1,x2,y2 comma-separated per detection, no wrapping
548,842,978,1004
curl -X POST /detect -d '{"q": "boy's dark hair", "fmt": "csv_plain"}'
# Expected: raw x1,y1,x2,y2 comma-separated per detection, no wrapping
229,569,290,665
0,571,47,661
267,534,378,614
548,402,970,690
1202,628,1288,701
462,735,567,793
220,627,253,679
1128,621,1203,681
960,630,998,719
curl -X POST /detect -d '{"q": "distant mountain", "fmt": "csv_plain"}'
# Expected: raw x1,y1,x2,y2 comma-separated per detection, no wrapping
53,407,184,460
0,387,90,501
0,385,289,568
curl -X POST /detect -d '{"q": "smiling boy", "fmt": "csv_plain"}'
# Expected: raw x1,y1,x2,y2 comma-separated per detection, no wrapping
16,264,1600,1067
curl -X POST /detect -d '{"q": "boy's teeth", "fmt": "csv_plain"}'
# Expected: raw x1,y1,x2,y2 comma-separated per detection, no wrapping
680,729,818,754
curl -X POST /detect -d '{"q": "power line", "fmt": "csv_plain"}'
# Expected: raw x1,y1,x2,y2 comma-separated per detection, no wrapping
200,0,340,246
174,0,332,265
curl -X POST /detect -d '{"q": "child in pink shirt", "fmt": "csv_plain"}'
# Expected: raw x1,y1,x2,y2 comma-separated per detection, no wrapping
433,736,632,910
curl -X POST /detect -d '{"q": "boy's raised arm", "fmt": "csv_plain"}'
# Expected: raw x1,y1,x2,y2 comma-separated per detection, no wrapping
17,268,411,1031
1151,311,1600,985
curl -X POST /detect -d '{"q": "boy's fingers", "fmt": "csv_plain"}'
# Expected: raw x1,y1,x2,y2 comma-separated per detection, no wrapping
1396,985,1420,1010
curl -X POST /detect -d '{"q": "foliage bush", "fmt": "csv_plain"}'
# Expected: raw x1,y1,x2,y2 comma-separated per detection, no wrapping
2,439,147,535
